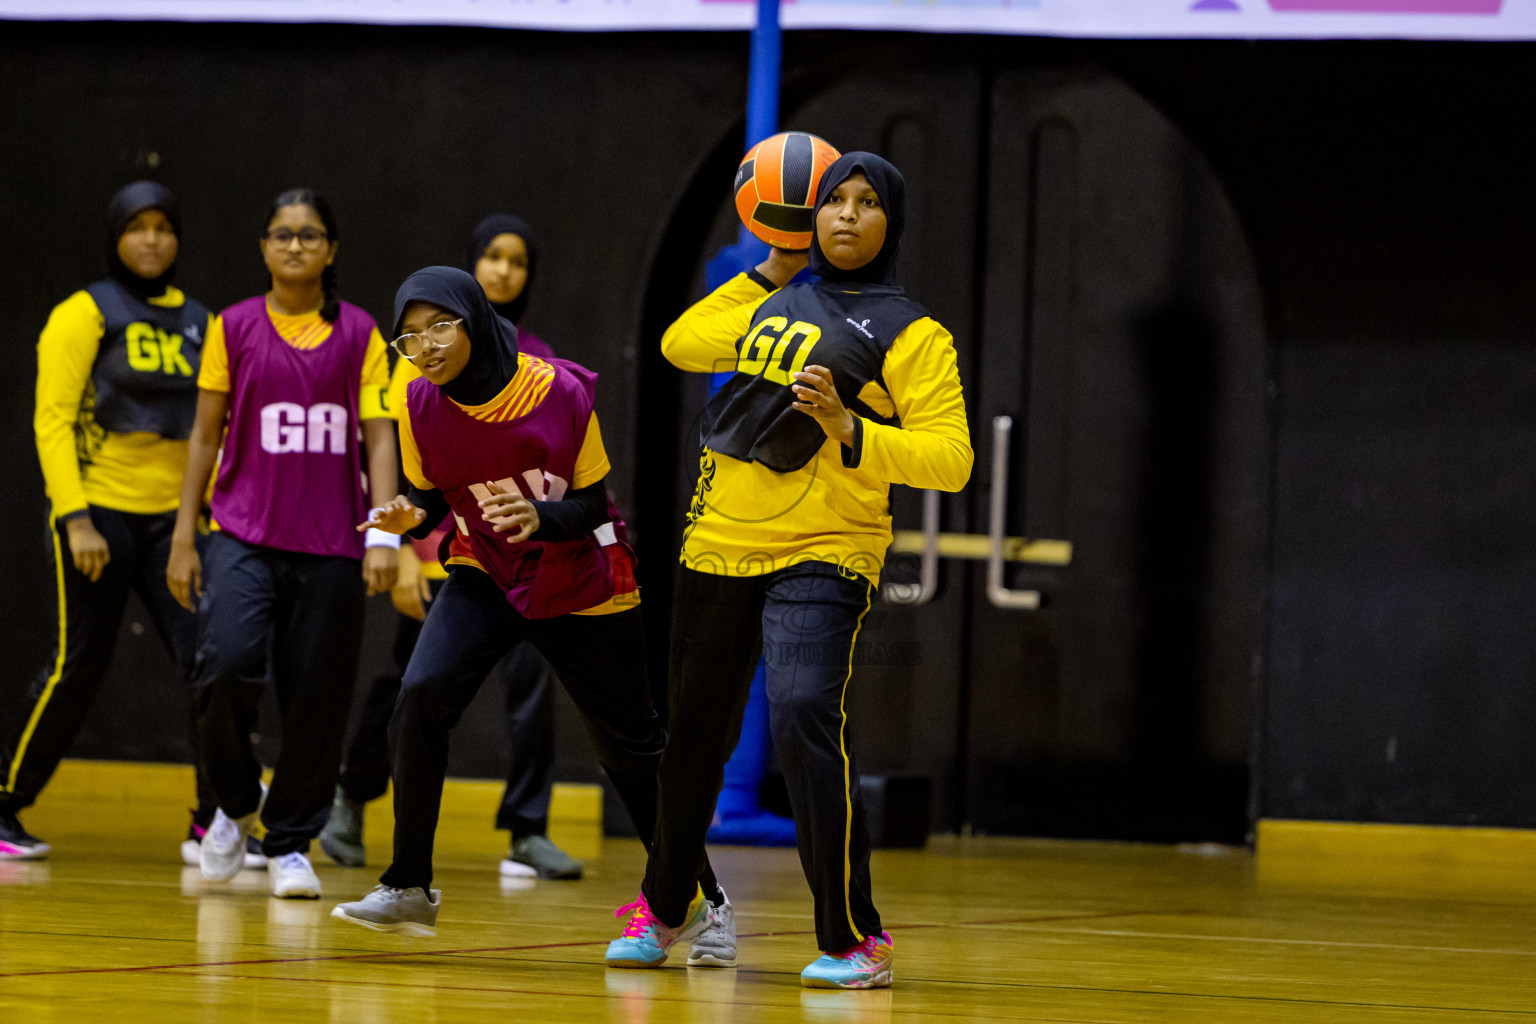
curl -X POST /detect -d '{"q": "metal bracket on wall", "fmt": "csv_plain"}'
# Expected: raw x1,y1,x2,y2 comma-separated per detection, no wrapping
883,490,941,605
882,416,1073,607
988,415,1051,610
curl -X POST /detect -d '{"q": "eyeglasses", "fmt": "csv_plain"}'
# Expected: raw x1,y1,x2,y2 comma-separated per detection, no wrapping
391,319,463,359
263,228,329,250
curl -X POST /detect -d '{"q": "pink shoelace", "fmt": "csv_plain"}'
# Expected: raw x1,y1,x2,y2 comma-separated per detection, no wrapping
830,932,892,967
614,895,661,938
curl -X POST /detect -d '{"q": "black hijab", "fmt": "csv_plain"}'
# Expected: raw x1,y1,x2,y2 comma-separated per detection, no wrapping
106,181,181,300
393,266,520,407
465,213,538,325
808,153,906,287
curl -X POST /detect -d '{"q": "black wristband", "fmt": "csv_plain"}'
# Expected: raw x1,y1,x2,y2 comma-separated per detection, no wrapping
840,417,865,469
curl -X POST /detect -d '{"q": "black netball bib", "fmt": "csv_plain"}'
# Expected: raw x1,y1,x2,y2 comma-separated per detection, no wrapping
84,280,208,439
699,281,927,473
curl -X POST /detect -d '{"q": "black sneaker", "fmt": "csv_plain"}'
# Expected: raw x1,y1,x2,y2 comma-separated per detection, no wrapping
0,810,49,860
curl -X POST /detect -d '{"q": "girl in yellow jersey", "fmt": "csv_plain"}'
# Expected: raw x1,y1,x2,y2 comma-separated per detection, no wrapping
0,182,229,864
607,154,972,987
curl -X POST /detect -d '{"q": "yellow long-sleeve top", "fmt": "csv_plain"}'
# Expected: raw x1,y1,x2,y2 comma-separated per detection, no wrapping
662,272,973,586
35,288,210,519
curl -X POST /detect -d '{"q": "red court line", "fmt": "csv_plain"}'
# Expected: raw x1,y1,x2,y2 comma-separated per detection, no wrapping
0,909,1164,980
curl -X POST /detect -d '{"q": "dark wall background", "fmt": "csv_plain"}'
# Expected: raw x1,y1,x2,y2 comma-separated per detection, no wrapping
1139,44,1536,828
0,22,753,796
2,22,1534,838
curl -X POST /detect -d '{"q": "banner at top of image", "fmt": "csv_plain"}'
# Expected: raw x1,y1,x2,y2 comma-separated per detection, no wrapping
0,0,1532,38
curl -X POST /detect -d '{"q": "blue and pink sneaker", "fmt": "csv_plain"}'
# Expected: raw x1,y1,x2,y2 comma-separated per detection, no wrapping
800,931,894,989
604,886,713,968
0,810,49,861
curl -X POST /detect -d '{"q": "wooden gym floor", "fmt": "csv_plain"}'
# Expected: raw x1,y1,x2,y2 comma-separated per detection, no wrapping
0,762,1532,1023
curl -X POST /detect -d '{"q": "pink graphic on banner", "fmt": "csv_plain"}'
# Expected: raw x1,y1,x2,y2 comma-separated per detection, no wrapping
1269,0,1501,11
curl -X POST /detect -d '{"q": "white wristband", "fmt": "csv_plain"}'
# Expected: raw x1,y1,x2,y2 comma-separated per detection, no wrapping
365,528,402,550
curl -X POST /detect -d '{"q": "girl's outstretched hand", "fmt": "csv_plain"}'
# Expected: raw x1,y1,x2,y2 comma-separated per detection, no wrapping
358,495,426,535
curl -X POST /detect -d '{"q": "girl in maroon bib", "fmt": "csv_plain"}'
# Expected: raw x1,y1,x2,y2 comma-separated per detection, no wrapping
332,267,722,936
405,354,618,617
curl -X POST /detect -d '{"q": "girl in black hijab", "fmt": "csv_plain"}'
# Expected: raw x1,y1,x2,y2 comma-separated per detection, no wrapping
2,182,231,866
332,267,724,937
612,153,974,987
323,221,575,882
465,214,547,342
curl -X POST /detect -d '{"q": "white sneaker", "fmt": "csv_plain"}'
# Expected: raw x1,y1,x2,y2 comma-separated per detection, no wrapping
687,888,738,967
269,851,322,899
200,808,256,882
182,833,267,870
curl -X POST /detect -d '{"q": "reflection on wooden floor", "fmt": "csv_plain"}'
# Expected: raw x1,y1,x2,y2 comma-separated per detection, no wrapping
2,763,1534,1022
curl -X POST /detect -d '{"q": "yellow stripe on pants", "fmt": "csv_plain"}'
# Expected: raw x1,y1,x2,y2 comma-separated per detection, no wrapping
6,521,71,794
837,583,874,945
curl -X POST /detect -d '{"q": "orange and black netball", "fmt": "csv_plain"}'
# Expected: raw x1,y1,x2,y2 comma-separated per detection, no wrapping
734,131,841,250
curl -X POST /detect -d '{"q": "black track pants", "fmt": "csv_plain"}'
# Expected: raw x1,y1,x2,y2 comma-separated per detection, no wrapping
379,566,715,896
338,579,557,840
192,532,364,857
643,562,879,953
0,508,216,822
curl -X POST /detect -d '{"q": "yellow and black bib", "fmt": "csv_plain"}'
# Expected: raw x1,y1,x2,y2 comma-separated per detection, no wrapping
699,280,926,472
84,280,207,439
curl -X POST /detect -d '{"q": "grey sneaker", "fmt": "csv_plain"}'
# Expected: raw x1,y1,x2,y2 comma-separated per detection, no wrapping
320,786,366,867
200,808,257,882
687,888,738,967
500,835,582,880
331,885,441,937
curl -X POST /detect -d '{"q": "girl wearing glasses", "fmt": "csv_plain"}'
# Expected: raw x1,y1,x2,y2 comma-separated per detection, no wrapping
609,154,972,988
166,189,398,900
323,214,582,882
1,182,226,864
331,266,722,937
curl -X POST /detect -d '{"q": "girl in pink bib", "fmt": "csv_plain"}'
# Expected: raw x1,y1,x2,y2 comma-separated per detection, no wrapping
167,190,399,900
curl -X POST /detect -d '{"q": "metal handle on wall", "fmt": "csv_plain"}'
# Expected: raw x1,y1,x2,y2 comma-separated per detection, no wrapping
987,416,1042,610
882,489,940,605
